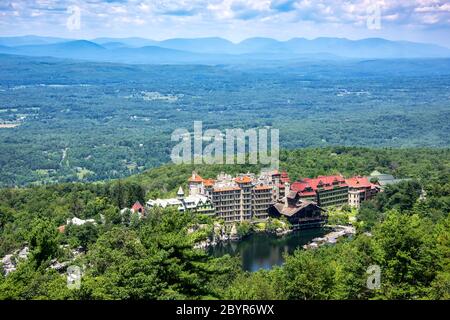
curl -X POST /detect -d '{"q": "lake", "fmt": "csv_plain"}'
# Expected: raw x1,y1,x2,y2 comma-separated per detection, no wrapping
207,228,328,272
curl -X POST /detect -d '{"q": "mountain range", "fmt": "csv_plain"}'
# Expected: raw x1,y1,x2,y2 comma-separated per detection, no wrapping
0,35,449,64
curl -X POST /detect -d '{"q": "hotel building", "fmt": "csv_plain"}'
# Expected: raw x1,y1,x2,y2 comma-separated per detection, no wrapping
188,170,290,222
291,175,349,208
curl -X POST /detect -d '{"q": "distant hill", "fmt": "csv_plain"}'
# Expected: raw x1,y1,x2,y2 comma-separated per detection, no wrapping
157,37,236,54
0,35,71,46
92,37,158,48
0,35,449,64
3,40,106,60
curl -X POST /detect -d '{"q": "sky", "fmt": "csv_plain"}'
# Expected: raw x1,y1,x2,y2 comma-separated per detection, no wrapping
0,0,449,47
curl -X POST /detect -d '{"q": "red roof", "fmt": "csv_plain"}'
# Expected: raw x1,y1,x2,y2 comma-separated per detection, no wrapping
291,175,347,196
280,171,290,183
203,178,215,187
131,201,144,212
235,176,252,183
188,172,203,183
254,185,272,190
57,225,66,233
345,176,372,189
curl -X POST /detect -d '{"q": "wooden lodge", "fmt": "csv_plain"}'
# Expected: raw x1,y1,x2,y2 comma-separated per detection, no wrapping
268,191,327,230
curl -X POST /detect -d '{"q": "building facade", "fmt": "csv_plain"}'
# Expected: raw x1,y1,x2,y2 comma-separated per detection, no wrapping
146,186,215,216
187,170,290,222
346,176,379,208
268,191,327,229
291,175,349,208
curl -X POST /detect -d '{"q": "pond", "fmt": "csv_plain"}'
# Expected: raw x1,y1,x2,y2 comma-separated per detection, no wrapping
207,228,328,272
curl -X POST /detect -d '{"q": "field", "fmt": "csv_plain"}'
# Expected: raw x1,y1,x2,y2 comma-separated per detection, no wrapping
0,54,449,186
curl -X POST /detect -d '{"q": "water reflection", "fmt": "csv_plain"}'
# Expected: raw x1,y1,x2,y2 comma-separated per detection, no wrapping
208,229,327,272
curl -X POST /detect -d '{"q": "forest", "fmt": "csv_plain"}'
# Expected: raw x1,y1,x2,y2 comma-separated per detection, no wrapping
0,55,449,186
0,147,448,299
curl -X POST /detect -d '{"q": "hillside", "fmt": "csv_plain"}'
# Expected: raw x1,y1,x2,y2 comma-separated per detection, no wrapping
0,147,448,299
0,55,449,187
0,36,449,64
124,147,450,197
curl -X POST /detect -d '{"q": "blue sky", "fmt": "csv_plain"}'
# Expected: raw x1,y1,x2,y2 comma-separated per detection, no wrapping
0,0,449,47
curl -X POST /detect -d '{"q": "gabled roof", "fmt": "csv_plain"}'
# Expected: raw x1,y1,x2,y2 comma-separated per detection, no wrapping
132,201,144,212
345,176,372,188
188,171,203,183
291,174,348,195
235,176,252,184
272,199,324,217
203,178,215,187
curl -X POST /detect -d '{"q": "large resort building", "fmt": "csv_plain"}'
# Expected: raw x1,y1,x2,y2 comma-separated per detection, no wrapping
188,170,288,222
268,191,327,230
143,170,402,225
290,174,380,209
290,175,350,207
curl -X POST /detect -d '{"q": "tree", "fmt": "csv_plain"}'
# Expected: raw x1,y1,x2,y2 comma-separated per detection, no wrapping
280,249,335,300
430,215,450,299
378,180,422,212
0,261,71,300
225,270,278,300
373,211,436,299
28,218,60,266
65,222,98,250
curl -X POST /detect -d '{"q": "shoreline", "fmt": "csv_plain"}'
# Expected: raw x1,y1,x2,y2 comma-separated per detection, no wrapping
195,224,355,250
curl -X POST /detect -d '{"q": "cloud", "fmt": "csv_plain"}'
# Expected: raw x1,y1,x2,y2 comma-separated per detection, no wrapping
0,0,450,46
270,0,297,13
3,0,450,26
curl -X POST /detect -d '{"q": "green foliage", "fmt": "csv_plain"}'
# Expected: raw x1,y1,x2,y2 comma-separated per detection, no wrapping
224,270,279,300
372,211,437,299
28,218,60,266
377,180,422,212
64,223,99,250
0,261,71,300
1,55,450,187
236,221,253,238
0,147,448,300
69,209,234,300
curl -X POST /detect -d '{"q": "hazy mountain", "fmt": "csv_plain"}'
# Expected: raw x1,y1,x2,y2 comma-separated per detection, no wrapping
100,42,128,50
5,40,106,60
235,37,450,58
284,37,450,58
0,35,449,64
92,37,158,48
236,37,288,53
157,37,236,54
0,35,70,46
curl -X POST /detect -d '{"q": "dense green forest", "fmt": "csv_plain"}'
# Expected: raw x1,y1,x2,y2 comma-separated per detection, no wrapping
1,55,449,186
0,147,448,299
